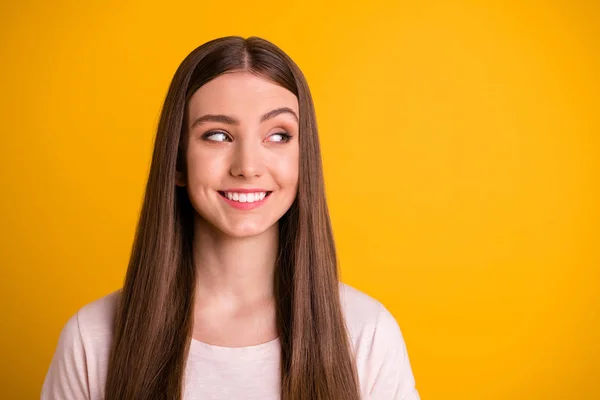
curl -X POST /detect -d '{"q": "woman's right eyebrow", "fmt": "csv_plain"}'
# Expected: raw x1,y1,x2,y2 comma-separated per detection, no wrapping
191,114,239,129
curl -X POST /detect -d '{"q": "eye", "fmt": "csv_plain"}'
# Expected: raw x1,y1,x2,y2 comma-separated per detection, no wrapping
267,132,292,143
203,131,231,142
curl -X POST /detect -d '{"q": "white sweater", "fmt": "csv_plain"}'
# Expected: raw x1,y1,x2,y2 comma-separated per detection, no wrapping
41,282,420,399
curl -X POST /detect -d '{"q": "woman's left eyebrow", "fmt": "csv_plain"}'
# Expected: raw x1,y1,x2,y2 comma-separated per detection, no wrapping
260,107,298,123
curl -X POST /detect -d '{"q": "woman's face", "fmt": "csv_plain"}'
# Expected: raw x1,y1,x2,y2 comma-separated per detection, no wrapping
178,71,300,238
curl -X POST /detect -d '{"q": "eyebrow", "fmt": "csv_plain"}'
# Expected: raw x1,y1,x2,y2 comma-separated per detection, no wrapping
190,107,298,129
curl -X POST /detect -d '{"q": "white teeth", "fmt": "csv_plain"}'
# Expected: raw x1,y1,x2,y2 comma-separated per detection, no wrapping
222,191,268,203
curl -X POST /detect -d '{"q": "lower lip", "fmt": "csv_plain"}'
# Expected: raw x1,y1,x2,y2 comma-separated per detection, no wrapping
219,192,271,210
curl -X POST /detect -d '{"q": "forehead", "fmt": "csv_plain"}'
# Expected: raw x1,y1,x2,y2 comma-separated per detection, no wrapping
187,71,299,117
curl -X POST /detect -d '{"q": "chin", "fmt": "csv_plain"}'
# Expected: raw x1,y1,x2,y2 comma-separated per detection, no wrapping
220,221,276,239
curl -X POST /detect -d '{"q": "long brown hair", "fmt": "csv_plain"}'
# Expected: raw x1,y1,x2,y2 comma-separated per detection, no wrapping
104,36,361,400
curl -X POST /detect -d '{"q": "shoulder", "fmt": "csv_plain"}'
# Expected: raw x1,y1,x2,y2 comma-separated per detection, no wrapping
338,282,420,400
76,289,121,344
41,290,121,400
338,281,397,336
51,288,121,354
338,282,385,319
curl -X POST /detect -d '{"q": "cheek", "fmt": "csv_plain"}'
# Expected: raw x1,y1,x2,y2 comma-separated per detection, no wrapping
274,151,299,189
186,149,228,185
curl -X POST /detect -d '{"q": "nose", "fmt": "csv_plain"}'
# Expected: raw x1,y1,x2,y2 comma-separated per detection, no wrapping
229,137,266,178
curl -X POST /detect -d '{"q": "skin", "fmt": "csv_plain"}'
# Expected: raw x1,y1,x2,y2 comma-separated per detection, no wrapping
176,71,300,347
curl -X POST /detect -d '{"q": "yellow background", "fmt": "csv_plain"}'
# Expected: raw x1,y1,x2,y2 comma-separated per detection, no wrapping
1,0,598,398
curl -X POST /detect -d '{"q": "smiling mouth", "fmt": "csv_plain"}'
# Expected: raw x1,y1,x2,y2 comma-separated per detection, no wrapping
218,191,273,203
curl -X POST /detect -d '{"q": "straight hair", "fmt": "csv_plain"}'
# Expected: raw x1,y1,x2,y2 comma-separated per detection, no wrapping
104,36,361,400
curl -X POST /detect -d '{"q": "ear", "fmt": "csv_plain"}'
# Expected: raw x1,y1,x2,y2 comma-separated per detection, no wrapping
175,169,186,187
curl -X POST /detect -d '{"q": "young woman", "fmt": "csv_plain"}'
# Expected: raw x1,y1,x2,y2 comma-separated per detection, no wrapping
42,36,420,400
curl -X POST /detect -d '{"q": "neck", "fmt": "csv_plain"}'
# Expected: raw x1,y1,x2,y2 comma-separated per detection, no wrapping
192,218,279,308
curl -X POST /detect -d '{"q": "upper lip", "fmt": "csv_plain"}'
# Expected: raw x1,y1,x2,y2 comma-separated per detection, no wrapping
220,188,271,193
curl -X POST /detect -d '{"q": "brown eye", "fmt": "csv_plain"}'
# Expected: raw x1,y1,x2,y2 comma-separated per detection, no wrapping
203,131,231,142
267,132,292,143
